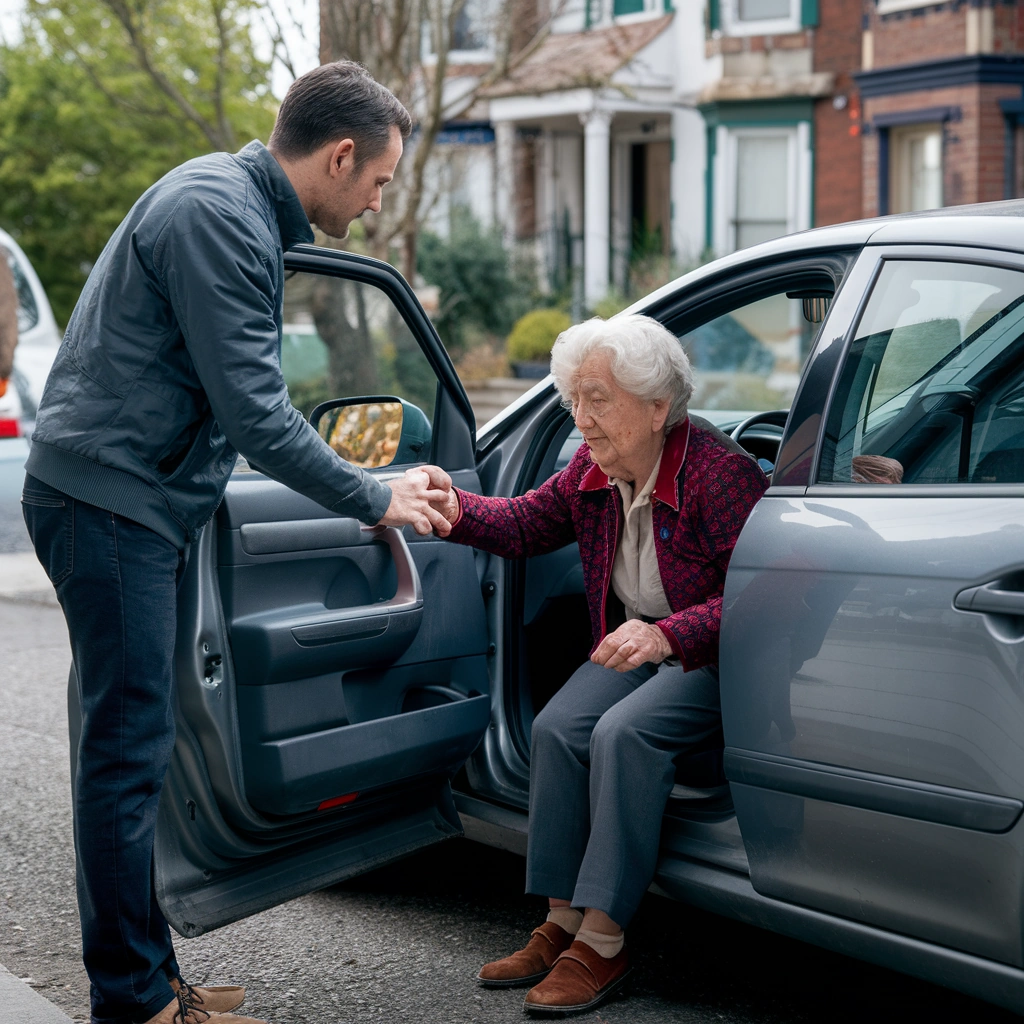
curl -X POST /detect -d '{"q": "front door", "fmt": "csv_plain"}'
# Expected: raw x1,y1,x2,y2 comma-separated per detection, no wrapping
721,245,1024,967
150,248,492,936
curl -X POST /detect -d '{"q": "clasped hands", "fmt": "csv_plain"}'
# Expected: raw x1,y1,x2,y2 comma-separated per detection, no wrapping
378,465,460,536
380,467,672,671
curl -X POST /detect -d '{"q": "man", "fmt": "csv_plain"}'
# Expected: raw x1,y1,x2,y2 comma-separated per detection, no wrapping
0,251,16,397
21,62,453,1024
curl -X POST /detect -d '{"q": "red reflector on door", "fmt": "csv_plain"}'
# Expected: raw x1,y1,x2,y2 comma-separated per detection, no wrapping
0,419,20,438
318,792,359,811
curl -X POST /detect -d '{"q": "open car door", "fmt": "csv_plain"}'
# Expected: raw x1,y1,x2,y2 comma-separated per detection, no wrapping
139,247,490,936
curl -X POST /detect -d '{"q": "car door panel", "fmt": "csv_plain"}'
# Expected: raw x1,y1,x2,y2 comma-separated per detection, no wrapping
217,476,489,818
721,245,1024,967
144,248,491,935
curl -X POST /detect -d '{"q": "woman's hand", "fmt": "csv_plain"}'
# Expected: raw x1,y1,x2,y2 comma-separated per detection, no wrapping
591,620,673,672
429,484,461,528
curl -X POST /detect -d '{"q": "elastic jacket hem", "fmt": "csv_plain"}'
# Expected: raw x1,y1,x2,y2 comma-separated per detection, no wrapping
25,438,188,549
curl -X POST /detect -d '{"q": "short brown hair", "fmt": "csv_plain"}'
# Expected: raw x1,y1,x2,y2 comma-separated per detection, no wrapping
269,61,412,165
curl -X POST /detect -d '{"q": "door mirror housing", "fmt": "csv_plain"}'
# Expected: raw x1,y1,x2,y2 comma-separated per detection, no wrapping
309,396,432,469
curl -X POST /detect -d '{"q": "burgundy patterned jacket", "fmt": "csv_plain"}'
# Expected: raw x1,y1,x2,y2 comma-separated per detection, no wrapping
448,416,768,670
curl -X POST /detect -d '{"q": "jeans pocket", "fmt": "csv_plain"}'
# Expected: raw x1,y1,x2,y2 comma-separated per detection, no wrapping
21,492,74,586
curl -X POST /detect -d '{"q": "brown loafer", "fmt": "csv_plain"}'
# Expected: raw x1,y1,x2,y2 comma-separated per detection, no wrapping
476,921,575,988
523,939,630,1016
170,977,246,1014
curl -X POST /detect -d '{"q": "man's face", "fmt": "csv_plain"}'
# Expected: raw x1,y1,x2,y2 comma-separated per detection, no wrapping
318,126,404,239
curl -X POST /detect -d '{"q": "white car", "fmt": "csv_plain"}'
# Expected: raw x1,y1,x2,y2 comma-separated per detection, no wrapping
0,227,62,438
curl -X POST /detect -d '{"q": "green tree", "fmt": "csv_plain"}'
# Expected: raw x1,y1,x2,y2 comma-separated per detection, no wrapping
0,0,276,326
417,207,534,354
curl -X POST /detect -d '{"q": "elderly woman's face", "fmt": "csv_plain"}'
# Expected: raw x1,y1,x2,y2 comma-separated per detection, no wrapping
571,352,669,482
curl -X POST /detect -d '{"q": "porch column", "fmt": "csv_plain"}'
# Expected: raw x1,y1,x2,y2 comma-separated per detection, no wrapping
494,120,516,248
580,110,613,306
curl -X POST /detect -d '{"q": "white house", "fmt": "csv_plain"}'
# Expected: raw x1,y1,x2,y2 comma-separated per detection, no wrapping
376,0,834,304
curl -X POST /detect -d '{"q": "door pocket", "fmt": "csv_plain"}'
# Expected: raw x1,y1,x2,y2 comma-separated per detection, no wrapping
242,690,490,815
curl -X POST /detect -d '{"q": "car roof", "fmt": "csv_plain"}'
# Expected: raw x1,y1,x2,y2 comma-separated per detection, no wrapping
634,199,1024,315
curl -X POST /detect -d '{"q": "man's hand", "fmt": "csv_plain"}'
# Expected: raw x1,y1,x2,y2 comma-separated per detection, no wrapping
378,465,454,536
591,619,673,672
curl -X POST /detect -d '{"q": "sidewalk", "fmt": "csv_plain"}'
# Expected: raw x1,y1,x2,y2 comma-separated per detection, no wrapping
0,964,75,1023
0,551,56,605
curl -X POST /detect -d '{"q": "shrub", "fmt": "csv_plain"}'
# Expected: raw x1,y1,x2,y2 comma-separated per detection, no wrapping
507,309,572,363
417,207,535,354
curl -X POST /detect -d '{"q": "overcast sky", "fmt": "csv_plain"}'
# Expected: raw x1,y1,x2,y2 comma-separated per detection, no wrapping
0,0,320,100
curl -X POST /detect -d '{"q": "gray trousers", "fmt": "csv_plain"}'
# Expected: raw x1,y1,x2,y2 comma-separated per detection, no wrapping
525,658,721,927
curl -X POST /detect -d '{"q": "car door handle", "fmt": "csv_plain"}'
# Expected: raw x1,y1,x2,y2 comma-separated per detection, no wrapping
954,583,1024,616
288,526,423,647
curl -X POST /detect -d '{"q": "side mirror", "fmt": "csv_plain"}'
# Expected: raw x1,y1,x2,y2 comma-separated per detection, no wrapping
786,289,834,324
309,396,432,469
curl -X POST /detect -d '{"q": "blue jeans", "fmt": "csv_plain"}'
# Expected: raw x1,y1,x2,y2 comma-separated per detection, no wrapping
22,475,182,1023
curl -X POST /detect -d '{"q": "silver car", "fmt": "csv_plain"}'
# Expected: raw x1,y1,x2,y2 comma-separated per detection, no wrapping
74,200,1024,1014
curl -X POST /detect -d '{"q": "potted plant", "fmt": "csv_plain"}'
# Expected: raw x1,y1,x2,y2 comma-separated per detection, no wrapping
506,309,571,378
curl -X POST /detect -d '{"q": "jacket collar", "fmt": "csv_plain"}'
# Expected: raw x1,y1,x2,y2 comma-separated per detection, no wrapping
578,418,690,512
235,141,315,251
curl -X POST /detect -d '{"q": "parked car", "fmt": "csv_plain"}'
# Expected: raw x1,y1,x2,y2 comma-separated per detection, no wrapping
0,227,62,439
70,201,1024,1015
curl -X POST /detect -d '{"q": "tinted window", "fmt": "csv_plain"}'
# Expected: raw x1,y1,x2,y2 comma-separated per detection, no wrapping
818,260,1024,484
278,271,438,464
2,246,39,334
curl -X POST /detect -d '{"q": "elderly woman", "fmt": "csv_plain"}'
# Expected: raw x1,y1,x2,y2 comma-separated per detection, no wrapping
435,314,767,1015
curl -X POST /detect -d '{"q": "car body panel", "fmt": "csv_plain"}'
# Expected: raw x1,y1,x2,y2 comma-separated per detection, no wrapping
0,228,61,426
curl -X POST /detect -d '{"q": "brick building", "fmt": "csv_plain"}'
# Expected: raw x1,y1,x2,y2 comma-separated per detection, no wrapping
854,1,1024,216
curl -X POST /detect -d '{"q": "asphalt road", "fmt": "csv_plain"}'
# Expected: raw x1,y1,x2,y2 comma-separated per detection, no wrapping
0,524,1019,1023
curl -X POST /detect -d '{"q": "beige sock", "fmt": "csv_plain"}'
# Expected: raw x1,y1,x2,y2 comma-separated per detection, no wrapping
546,907,583,935
575,926,624,959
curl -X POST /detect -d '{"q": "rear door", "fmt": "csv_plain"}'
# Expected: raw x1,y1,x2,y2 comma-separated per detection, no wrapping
154,247,492,936
721,244,1024,967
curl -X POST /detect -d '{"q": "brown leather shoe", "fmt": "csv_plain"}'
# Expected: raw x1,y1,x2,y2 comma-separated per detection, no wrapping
523,939,630,1015
476,921,575,988
170,976,246,1014
142,993,267,1024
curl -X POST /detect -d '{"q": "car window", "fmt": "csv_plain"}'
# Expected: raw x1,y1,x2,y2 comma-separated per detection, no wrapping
677,292,820,412
2,246,39,335
818,260,1024,484
278,270,439,462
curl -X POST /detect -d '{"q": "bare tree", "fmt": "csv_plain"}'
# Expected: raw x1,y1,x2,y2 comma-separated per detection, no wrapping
320,0,553,279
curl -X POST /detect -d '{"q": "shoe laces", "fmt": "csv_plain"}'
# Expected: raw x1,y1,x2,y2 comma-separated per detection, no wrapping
173,982,212,1024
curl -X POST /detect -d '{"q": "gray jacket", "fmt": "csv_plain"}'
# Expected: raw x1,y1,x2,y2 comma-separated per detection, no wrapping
27,142,391,548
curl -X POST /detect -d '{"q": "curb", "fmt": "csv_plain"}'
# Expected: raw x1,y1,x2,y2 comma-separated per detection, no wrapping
0,963,75,1023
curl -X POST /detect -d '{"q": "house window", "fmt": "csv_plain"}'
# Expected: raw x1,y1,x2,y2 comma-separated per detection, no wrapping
738,0,791,20
890,125,942,214
734,134,790,249
722,0,800,35
712,123,811,256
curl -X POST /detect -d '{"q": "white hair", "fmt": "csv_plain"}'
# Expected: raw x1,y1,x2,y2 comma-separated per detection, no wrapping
549,313,695,428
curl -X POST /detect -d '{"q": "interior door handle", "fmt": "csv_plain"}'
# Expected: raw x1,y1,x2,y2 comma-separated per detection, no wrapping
954,583,1024,616
288,526,423,647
